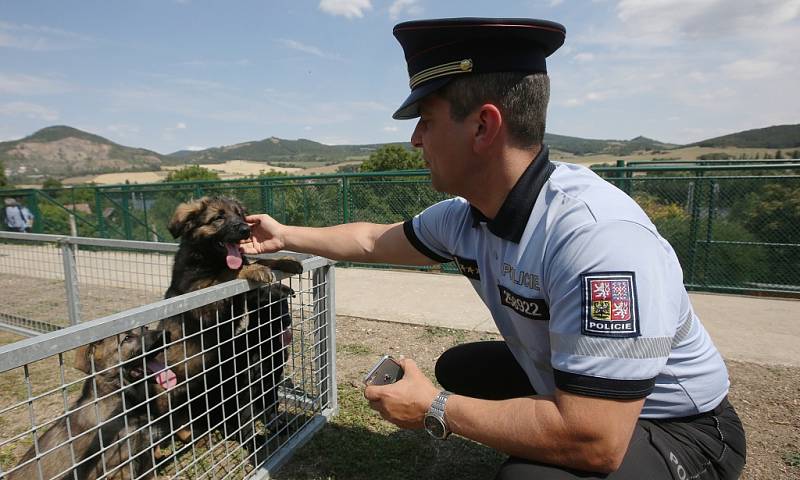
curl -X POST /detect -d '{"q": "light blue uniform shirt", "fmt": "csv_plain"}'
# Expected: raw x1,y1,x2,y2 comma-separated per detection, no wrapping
403,146,729,418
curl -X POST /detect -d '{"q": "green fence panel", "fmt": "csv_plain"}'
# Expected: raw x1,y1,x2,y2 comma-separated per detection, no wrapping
3,163,799,295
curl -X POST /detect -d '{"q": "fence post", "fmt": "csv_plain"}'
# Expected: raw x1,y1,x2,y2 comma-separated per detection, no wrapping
28,191,41,233
702,179,718,286
260,179,270,214
60,239,81,326
686,171,705,286
121,185,132,240
94,188,107,238
314,265,337,414
341,176,350,224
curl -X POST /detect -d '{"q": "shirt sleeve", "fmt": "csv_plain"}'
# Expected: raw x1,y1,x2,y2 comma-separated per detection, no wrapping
544,220,682,399
402,198,469,263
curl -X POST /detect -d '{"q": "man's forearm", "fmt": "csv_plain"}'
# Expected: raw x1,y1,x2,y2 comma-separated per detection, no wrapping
281,221,433,265
445,395,631,473
281,223,384,262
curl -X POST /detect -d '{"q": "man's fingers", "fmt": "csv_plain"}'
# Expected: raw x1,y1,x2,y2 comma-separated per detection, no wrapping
364,384,382,402
244,215,262,224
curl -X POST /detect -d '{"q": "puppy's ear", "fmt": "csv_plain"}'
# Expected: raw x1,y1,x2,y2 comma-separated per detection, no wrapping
74,344,96,374
233,198,247,217
168,197,208,239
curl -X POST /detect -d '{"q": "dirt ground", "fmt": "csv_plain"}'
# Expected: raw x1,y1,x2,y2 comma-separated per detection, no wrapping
311,316,800,480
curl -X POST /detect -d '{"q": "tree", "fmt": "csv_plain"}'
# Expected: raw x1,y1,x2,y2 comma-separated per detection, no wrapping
359,145,424,172
165,165,220,182
0,160,7,187
42,177,63,189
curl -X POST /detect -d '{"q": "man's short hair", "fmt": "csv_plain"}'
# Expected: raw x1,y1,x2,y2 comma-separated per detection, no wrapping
437,72,549,148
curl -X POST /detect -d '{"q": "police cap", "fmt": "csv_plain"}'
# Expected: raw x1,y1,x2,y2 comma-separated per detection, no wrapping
392,17,566,119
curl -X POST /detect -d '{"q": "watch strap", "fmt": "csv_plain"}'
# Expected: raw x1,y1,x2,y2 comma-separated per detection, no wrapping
428,390,452,438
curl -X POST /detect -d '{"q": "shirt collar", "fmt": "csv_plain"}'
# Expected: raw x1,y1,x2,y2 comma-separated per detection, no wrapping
469,145,555,243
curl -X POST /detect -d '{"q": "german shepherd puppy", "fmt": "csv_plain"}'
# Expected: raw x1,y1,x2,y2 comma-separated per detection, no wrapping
10,329,170,480
153,196,301,463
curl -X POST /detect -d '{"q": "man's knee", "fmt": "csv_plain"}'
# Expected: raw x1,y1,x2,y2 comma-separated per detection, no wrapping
434,346,460,390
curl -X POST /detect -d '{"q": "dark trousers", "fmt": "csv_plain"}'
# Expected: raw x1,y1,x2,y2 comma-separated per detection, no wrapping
435,341,746,480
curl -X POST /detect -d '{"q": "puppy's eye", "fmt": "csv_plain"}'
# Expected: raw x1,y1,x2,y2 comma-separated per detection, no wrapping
123,334,134,342
216,213,226,220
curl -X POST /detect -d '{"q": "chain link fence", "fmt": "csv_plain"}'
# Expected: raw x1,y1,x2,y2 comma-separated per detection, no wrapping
2,164,798,295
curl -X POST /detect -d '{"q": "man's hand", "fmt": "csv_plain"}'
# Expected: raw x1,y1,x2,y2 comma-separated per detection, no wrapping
363,358,439,429
240,214,286,254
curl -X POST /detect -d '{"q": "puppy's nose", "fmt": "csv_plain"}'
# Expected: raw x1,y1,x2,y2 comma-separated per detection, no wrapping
239,224,251,237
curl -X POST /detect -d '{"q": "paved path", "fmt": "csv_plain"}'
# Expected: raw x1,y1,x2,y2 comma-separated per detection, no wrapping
333,267,800,367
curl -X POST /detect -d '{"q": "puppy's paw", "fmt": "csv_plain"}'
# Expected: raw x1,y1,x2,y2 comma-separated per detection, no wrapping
239,264,275,283
255,258,303,275
269,282,295,298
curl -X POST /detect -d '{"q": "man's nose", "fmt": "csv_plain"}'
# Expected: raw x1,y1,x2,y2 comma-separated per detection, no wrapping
411,120,423,148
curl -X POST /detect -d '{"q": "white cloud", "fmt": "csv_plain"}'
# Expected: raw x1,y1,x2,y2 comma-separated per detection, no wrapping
573,52,595,62
319,0,372,19
0,73,72,95
105,124,141,137
383,126,399,132
616,0,800,44
183,145,206,151
671,85,737,107
176,122,187,129
562,91,611,107
178,58,252,67
0,101,58,121
389,0,423,20
0,21,93,51
277,38,333,58
721,59,781,79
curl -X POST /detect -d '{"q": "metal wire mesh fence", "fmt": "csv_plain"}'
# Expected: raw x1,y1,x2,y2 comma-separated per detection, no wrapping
0,234,336,479
596,164,800,295
2,163,799,294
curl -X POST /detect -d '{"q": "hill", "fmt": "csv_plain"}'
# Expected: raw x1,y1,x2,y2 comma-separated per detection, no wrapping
689,124,800,148
164,137,408,165
543,133,677,156
0,126,164,178
3,122,798,182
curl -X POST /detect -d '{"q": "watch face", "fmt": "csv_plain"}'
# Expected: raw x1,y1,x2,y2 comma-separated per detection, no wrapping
424,415,445,439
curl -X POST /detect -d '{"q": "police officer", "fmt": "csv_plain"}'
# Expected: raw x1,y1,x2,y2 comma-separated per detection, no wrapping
241,17,746,479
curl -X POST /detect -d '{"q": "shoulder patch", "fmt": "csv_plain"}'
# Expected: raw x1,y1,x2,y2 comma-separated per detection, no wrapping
498,285,550,321
580,272,639,338
454,256,480,280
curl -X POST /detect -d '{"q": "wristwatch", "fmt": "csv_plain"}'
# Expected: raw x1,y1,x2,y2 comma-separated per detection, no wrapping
424,390,452,440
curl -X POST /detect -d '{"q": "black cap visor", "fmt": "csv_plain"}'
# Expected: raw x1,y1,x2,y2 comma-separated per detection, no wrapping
393,76,452,120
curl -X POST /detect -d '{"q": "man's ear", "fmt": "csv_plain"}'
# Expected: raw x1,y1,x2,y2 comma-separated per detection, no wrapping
473,104,502,153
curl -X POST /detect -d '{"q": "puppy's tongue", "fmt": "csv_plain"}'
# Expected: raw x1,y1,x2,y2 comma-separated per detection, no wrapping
225,243,243,270
146,359,177,390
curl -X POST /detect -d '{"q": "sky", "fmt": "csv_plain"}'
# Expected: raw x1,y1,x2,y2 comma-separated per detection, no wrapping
1,0,799,154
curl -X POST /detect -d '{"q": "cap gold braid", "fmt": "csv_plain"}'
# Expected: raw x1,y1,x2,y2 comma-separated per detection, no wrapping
409,59,473,89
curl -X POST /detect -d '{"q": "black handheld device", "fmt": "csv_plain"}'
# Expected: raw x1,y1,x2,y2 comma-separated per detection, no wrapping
363,355,404,386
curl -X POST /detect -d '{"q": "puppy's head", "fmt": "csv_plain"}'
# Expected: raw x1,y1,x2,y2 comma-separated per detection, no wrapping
168,196,251,269
74,329,168,387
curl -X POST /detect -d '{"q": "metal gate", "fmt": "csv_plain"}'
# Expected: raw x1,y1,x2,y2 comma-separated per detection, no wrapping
0,232,337,479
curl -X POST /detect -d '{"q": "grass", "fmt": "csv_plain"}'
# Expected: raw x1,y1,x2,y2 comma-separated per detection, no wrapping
274,385,504,480
784,451,800,467
337,343,373,356
420,326,467,345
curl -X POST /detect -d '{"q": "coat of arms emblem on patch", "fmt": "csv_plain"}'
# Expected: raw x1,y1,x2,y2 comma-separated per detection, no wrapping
581,272,639,337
